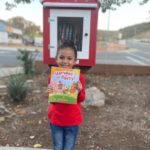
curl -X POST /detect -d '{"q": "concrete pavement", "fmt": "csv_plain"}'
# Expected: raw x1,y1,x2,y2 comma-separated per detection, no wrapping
0,45,42,78
0,147,51,150
0,67,23,77
0,46,42,52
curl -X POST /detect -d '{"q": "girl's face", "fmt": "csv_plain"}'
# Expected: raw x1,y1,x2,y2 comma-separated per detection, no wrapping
56,48,76,69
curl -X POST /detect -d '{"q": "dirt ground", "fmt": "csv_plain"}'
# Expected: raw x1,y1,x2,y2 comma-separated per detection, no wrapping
0,73,150,150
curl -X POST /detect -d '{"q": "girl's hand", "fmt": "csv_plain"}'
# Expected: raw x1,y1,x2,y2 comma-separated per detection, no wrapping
76,81,83,93
44,84,53,98
47,84,53,93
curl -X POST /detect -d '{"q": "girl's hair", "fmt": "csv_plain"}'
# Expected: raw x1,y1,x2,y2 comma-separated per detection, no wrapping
57,40,77,59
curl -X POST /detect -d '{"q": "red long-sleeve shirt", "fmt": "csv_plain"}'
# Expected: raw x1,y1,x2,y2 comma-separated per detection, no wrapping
47,73,85,126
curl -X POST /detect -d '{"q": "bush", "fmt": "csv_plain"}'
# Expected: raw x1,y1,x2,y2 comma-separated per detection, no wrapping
6,75,29,102
17,49,38,75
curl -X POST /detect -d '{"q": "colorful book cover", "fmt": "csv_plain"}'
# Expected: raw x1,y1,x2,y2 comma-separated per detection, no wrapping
48,66,80,104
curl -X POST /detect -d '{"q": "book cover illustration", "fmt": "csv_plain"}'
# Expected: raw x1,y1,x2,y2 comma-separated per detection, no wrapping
48,67,80,104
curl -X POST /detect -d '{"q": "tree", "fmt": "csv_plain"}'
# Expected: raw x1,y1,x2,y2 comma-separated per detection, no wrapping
99,0,150,12
5,0,34,10
7,17,42,37
24,23,42,38
7,17,26,31
4,0,150,12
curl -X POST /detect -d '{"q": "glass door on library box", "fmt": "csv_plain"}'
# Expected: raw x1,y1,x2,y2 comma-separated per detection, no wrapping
49,9,91,59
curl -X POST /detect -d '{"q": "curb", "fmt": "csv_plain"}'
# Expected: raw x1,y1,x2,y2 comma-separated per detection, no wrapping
0,46,42,52
0,147,51,150
0,67,23,77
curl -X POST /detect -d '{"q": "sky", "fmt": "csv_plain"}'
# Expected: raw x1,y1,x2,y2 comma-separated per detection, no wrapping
0,0,150,31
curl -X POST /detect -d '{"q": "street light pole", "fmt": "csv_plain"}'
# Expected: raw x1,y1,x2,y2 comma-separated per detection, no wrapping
107,9,111,42
107,9,111,31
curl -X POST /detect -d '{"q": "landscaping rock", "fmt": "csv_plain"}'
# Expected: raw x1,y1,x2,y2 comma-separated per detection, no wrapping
83,86,105,107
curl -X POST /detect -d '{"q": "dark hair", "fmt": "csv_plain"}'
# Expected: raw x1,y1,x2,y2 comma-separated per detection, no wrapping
57,40,77,59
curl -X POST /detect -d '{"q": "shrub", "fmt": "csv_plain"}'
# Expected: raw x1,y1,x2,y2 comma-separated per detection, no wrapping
17,49,38,75
6,75,29,102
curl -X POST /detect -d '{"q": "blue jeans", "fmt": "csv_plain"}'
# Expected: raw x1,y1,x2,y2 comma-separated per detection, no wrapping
49,123,79,150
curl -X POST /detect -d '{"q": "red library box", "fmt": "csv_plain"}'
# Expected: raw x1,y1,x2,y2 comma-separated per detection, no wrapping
41,0,100,67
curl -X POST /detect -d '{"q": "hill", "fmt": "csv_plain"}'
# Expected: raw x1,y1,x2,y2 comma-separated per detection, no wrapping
97,21,150,41
97,30,119,42
119,22,150,39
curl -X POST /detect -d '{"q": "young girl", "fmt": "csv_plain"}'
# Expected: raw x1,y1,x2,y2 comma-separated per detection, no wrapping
47,41,85,150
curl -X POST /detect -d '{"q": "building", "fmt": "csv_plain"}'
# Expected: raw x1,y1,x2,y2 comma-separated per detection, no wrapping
0,19,23,44
0,19,8,44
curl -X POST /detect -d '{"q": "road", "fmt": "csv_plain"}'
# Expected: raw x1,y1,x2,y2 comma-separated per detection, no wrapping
0,40,150,69
96,40,150,66
0,50,21,68
0,48,42,68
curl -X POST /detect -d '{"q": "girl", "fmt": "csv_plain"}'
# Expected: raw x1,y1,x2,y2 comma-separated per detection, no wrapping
47,41,85,150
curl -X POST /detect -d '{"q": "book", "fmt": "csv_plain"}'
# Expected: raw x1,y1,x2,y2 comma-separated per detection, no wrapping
48,66,80,104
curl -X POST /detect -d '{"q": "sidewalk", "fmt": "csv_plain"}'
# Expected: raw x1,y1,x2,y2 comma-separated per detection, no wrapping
0,44,42,52
0,44,42,78
0,147,51,150
0,67,23,78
